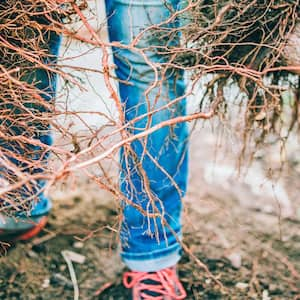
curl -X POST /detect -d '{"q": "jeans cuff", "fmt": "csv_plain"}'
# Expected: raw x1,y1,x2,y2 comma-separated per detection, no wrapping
113,0,166,6
121,245,181,272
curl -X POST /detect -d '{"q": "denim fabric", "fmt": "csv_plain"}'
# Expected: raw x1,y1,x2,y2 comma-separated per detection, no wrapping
3,0,188,271
28,33,62,216
0,30,61,216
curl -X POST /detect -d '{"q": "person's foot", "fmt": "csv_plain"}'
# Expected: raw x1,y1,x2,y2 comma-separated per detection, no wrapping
0,214,48,242
123,266,187,300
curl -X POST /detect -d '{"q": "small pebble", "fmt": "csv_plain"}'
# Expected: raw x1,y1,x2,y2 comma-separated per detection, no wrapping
226,252,242,269
50,273,73,289
59,265,67,272
42,278,50,289
235,282,249,290
262,290,271,300
73,241,84,249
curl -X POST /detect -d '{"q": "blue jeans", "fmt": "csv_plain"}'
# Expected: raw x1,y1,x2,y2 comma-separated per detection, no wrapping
5,0,188,272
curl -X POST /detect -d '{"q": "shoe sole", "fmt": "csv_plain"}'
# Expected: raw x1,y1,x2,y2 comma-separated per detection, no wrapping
0,216,48,242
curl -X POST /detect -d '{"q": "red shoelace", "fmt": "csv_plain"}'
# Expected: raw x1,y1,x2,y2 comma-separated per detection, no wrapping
123,266,187,300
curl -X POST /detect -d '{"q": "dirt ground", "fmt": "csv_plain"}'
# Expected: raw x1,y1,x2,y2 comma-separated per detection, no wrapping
0,124,300,300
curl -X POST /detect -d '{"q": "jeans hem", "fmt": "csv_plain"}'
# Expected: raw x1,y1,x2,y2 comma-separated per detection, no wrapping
121,244,181,272
122,248,181,272
113,0,166,6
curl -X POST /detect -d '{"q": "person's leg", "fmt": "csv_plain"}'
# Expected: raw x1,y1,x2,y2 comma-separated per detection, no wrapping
0,9,61,235
105,0,188,272
18,31,61,217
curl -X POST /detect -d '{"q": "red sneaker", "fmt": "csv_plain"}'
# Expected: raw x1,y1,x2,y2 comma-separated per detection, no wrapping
123,266,187,300
0,215,48,242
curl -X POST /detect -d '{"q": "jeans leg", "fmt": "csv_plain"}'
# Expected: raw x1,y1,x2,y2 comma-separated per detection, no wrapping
105,0,188,271
28,32,61,216
0,26,61,216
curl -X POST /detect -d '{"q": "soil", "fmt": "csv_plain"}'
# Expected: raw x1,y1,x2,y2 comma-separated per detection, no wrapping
0,124,299,300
